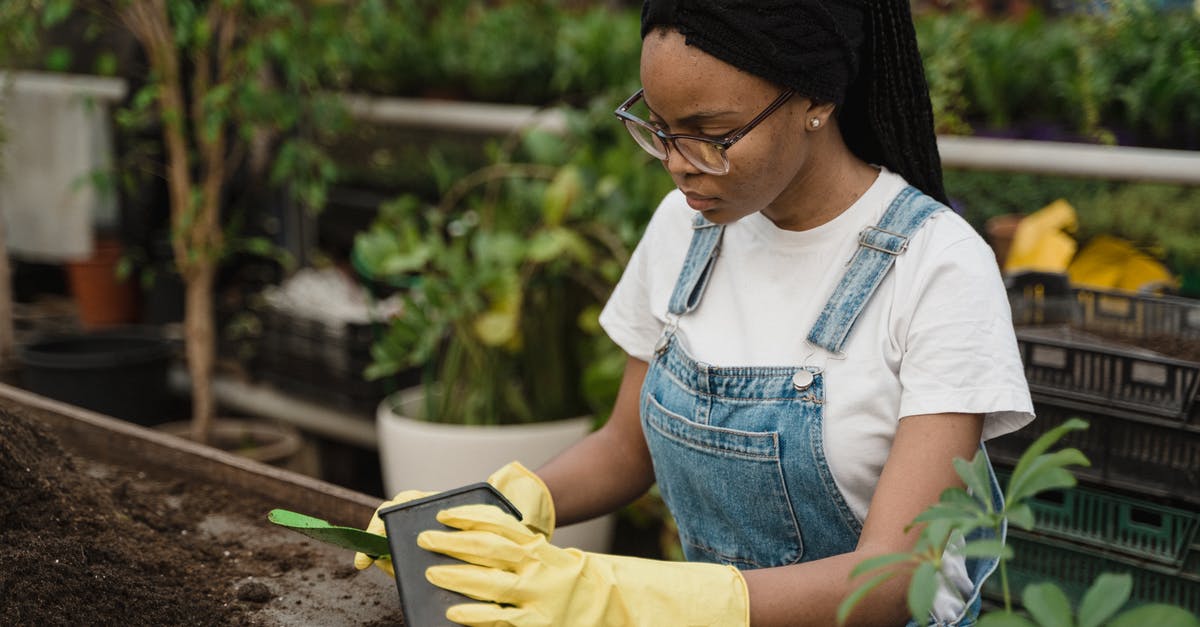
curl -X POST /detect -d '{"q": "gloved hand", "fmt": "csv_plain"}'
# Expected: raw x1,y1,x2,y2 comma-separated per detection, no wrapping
353,461,555,577
419,504,750,627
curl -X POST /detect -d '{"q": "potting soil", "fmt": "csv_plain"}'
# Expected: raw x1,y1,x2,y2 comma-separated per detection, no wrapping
0,406,403,625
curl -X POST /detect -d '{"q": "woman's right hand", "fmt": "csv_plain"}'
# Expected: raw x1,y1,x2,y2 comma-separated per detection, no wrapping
352,461,557,577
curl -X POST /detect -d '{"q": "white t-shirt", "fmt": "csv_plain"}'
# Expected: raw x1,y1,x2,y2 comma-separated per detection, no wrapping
600,169,1034,618
601,168,1032,517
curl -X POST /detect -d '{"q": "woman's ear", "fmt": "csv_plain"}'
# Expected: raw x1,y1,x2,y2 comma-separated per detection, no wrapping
803,100,837,131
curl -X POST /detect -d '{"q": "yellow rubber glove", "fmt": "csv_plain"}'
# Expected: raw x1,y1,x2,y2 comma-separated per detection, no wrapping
419,504,750,627
353,461,555,577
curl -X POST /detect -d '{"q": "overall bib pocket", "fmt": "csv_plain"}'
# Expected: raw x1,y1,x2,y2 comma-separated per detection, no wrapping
642,393,805,569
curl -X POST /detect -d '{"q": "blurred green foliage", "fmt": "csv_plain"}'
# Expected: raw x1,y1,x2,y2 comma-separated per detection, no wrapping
352,101,672,425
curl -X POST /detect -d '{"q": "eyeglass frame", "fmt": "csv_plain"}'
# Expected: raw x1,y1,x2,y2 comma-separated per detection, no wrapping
613,87,796,175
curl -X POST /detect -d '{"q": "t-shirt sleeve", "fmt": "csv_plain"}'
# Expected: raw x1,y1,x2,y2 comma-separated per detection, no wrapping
896,218,1035,441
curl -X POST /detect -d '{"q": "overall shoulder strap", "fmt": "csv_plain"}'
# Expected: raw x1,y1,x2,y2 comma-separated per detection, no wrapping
806,186,947,354
666,213,725,316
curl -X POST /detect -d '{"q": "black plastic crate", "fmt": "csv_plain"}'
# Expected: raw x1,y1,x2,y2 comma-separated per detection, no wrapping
989,399,1200,506
1016,326,1200,421
258,306,378,379
1009,276,1200,341
254,305,414,413
1074,288,1200,342
996,471,1200,568
984,531,1200,616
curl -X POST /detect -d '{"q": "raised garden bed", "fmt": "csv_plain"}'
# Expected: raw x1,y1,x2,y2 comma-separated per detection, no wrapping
0,384,402,625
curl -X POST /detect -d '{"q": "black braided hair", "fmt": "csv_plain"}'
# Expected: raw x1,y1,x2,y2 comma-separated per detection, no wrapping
840,1,947,204
641,0,948,205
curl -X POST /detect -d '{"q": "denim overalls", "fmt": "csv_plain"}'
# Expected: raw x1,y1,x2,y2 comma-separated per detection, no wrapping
639,186,1005,626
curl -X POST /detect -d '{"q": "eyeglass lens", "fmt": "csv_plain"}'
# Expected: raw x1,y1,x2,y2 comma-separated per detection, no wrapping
622,121,729,175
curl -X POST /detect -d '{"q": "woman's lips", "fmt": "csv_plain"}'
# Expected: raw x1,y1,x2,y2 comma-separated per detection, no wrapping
683,192,718,211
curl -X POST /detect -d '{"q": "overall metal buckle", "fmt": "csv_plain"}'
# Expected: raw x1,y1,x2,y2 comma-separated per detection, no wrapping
858,225,909,255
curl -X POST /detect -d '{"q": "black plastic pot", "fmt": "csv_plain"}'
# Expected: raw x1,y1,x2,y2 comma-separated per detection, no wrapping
17,329,175,425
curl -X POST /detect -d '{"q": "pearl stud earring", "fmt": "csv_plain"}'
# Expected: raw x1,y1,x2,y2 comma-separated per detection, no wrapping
809,118,821,129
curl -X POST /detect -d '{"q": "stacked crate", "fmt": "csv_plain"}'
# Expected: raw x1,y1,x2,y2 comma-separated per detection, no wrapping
987,278,1200,614
256,304,420,414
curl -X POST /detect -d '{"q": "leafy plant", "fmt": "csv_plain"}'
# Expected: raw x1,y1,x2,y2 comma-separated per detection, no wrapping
353,100,671,426
914,2,1200,149
837,419,1200,626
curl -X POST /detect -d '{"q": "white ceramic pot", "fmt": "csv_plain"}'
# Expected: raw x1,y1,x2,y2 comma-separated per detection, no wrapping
376,387,614,552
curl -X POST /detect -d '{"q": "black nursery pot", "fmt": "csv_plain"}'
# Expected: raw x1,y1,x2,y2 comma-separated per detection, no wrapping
18,328,174,425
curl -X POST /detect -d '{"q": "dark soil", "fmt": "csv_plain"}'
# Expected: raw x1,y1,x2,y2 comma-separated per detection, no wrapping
0,406,403,626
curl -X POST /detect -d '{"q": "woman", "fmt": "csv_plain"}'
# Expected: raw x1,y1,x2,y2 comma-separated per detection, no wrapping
357,1,1033,624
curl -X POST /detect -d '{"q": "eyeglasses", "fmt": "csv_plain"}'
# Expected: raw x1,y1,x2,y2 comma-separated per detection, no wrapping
614,88,795,175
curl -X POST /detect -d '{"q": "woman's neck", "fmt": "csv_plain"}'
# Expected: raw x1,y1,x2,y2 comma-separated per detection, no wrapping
762,126,880,232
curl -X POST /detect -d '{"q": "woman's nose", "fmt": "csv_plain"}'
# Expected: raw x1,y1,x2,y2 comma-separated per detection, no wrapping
662,145,703,177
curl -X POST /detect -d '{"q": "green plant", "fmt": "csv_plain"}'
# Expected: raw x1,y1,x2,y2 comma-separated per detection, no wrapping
914,2,1200,149
353,98,671,426
944,170,1115,232
8,0,390,442
837,419,1200,626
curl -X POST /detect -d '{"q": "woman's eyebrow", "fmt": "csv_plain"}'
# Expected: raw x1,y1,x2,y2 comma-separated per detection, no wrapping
647,104,740,127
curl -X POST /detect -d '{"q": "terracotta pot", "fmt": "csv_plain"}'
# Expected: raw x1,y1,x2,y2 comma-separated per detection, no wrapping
65,238,139,328
985,214,1025,271
376,387,615,552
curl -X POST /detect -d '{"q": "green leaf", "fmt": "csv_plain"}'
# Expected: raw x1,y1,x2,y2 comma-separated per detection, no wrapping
1106,604,1200,627
836,571,895,626
954,452,994,512
849,552,913,579
42,0,74,27
960,539,1013,560
1008,418,1088,494
1007,503,1036,531
527,228,573,263
45,46,71,72
541,166,582,226
1007,448,1089,506
907,561,938,624
977,612,1039,627
1022,582,1074,627
1077,573,1131,627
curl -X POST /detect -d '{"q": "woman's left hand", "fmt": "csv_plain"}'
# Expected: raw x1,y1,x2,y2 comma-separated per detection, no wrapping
419,504,750,627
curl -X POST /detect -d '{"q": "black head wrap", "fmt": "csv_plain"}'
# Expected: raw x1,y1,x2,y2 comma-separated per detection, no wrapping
641,0,947,205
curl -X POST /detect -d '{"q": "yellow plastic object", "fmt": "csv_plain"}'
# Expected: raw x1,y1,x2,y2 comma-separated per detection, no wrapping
1004,199,1079,274
419,504,750,627
1067,235,1177,293
353,461,556,576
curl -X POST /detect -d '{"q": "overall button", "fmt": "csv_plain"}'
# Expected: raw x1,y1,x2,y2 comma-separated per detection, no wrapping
791,370,814,391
